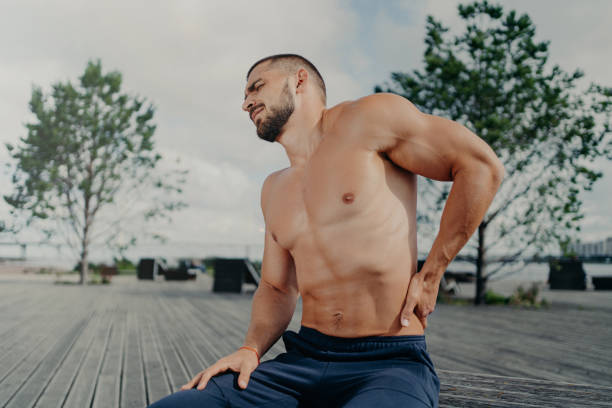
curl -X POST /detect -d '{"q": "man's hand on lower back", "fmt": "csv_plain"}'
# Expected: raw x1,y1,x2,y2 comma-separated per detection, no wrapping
400,271,439,329
180,348,260,391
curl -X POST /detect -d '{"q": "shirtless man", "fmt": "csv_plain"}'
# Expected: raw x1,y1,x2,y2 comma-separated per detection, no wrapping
149,54,504,408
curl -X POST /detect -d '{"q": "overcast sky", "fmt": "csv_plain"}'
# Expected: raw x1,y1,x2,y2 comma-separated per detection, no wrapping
0,0,610,262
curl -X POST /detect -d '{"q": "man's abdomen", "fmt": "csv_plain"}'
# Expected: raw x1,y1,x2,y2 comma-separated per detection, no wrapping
293,212,424,338
298,263,425,338
290,152,422,337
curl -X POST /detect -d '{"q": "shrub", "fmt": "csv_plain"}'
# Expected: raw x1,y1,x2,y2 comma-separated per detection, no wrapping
484,290,510,305
508,283,548,308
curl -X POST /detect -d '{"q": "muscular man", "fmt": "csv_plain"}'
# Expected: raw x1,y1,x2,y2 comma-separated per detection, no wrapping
150,54,504,408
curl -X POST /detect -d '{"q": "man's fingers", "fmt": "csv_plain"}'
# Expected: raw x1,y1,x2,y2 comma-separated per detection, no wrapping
400,295,417,327
237,352,261,389
180,372,203,391
419,314,428,329
196,370,215,391
196,362,230,390
401,273,426,327
237,365,255,389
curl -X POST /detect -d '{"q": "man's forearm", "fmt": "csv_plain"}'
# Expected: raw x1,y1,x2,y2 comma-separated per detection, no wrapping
422,160,504,282
242,282,298,358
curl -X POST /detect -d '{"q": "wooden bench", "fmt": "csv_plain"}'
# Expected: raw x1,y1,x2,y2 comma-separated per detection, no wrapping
100,265,118,282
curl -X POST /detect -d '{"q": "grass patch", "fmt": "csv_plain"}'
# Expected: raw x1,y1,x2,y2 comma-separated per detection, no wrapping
88,273,112,285
436,283,550,308
485,289,510,305
508,283,549,308
484,283,550,308
53,270,111,285
436,292,471,305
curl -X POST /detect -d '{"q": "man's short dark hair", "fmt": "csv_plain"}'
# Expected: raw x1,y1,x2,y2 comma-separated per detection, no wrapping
247,54,326,104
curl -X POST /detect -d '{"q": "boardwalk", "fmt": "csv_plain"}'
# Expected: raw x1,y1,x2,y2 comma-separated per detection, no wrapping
0,274,611,407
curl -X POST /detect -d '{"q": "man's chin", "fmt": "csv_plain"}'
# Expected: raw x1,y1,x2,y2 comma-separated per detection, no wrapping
258,135,277,143
256,129,277,143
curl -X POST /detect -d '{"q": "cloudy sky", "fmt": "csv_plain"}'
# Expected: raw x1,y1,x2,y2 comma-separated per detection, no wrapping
0,0,610,263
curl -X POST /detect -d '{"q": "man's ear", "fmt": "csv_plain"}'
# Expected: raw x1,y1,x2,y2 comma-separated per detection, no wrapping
295,68,308,94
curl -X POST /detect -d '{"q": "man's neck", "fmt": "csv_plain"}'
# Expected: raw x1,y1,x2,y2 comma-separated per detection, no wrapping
277,104,327,168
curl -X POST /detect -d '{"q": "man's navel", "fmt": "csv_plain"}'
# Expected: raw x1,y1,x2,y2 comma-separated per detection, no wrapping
332,311,344,327
342,192,355,204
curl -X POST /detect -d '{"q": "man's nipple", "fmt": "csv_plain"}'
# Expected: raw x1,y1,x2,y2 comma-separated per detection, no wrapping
342,192,355,204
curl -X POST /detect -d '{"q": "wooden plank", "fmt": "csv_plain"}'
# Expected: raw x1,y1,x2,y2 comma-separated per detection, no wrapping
432,304,612,353
33,313,102,407
120,310,147,408
154,296,208,379
91,310,126,408
147,303,189,392
0,287,75,359
439,370,612,402
174,296,237,359
439,393,542,407
439,382,612,408
1,314,92,407
0,296,36,337
427,307,612,384
62,313,113,408
0,312,69,381
4,314,93,408
160,296,220,364
142,313,172,404
429,352,489,374
187,296,245,351
433,304,612,358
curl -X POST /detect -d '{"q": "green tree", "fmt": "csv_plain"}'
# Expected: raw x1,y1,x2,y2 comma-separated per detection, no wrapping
5,60,186,284
376,1,612,304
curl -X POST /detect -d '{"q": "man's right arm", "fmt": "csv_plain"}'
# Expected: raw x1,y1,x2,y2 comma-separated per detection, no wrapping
181,173,299,391
242,229,299,358
244,171,299,357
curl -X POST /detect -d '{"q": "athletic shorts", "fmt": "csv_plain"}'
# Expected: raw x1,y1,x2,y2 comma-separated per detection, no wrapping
148,325,440,407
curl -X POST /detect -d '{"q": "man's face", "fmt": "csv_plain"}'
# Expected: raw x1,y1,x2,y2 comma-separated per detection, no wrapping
243,65,295,143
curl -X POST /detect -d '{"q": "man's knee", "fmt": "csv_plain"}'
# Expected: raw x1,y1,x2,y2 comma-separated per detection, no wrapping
147,383,227,408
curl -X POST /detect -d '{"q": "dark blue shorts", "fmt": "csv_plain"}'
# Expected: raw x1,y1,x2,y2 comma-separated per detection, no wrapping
149,326,440,407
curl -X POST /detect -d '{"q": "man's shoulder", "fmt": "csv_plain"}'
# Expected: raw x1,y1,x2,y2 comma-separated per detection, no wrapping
263,168,284,187
328,93,408,122
325,93,410,150
261,168,289,195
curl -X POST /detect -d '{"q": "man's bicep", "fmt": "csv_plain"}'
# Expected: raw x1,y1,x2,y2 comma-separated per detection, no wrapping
260,228,297,295
385,99,498,181
259,174,297,295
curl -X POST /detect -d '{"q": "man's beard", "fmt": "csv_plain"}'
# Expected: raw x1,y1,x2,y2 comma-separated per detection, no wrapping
256,82,295,143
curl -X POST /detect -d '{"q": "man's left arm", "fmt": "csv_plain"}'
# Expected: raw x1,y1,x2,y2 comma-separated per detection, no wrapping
350,93,505,328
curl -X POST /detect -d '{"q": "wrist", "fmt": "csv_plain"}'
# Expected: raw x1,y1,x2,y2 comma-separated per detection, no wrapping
419,261,445,284
239,346,260,364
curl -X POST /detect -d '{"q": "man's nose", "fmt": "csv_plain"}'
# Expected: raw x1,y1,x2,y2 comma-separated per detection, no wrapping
242,97,254,112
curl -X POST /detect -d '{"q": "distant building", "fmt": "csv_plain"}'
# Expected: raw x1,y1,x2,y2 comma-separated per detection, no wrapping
571,237,612,257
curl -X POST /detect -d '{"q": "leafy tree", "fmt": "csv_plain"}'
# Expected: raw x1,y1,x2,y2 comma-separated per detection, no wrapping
5,60,186,284
375,1,611,304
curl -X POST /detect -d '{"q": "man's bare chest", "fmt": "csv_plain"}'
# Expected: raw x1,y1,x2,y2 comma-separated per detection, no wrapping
266,145,414,251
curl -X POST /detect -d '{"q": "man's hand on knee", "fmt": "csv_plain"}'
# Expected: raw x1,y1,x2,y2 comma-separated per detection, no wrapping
180,348,260,391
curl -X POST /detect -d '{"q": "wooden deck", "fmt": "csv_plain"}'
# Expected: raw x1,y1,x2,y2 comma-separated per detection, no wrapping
0,274,611,407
